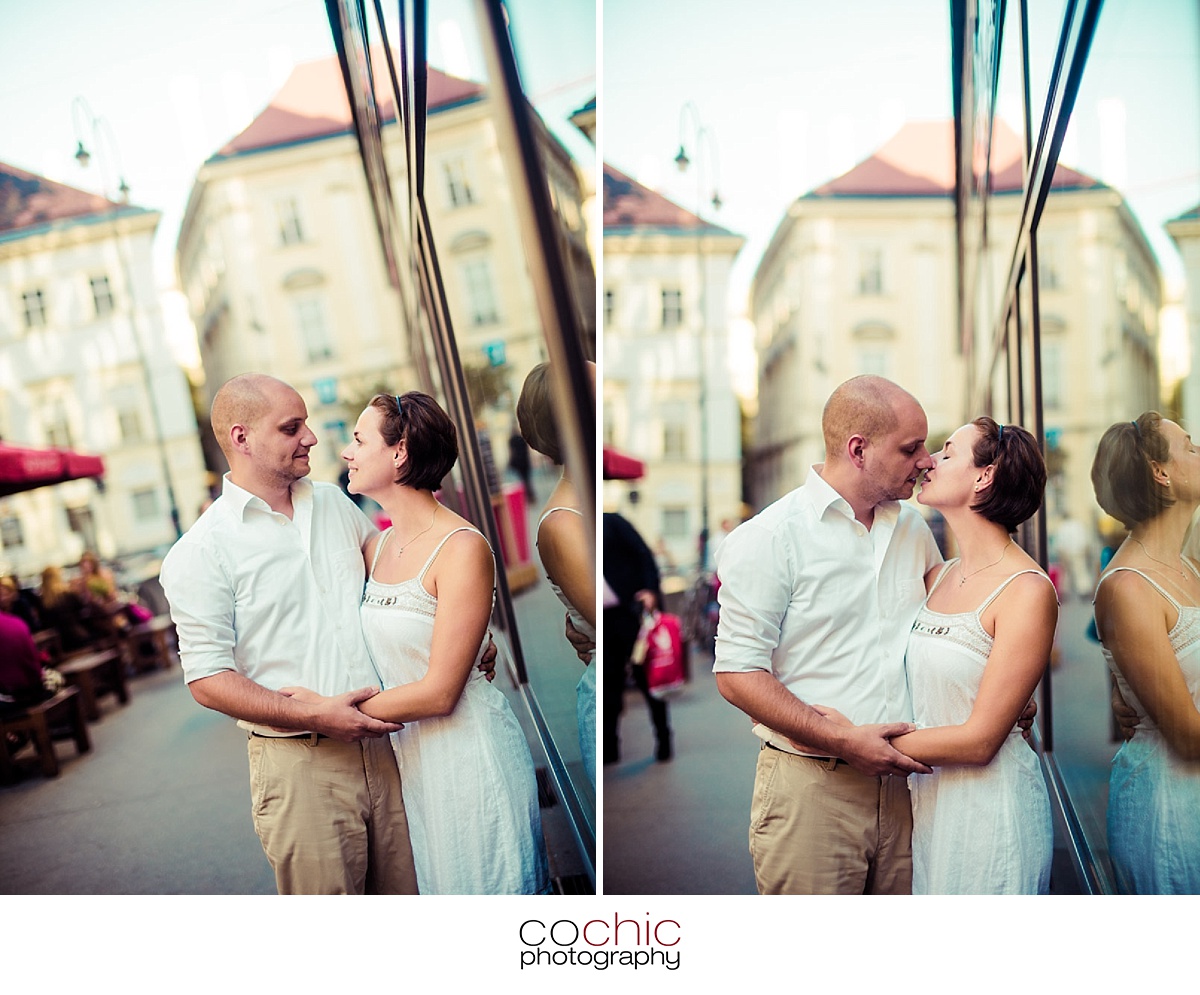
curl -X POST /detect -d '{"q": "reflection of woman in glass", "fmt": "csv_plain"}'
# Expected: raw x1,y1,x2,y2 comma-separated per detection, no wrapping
517,362,596,784
291,391,549,894
1092,412,1200,894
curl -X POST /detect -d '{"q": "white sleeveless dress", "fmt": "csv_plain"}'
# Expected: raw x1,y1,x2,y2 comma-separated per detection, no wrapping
536,506,596,785
361,526,550,894
906,564,1054,894
1095,565,1200,894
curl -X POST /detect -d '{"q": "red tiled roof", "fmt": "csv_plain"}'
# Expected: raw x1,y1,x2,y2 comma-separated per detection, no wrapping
0,161,128,235
217,54,484,157
603,163,733,234
810,120,1103,198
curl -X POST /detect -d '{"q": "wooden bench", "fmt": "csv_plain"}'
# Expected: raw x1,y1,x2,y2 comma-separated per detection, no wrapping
123,615,178,672
0,686,91,781
59,647,130,721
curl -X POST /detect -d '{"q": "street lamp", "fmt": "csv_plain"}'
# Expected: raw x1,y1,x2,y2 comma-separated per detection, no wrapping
72,96,183,541
675,102,723,573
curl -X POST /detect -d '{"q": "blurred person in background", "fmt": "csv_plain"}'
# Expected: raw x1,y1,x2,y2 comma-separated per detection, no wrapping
604,510,671,764
39,565,95,652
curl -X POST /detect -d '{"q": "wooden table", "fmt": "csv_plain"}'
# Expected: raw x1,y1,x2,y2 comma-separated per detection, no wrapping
123,616,178,672
59,647,130,721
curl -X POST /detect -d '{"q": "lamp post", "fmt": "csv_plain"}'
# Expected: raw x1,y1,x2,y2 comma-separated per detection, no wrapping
72,96,183,541
675,102,722,573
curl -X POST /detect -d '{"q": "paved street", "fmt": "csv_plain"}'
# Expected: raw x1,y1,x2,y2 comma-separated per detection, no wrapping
603,646,759,895
1,470,593,893
603,608,1117,895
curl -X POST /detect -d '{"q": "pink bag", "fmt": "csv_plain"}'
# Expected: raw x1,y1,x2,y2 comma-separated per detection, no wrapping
642,611,685,698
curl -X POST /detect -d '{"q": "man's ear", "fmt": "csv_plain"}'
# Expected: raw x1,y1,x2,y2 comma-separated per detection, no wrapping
230,424,250,454
847,434,868,469
975,463,996,495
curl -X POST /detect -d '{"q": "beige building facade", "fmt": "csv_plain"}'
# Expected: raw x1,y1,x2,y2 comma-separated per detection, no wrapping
176,58,593,481
749,122,1161,546
0,162,208,576
603,165,745,573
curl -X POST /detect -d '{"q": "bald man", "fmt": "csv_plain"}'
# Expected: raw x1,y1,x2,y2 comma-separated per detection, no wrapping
713,375,942,894
160,373,417,893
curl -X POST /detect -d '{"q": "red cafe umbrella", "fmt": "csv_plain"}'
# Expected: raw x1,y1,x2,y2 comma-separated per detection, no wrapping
602,446,645,481
0,442,105,497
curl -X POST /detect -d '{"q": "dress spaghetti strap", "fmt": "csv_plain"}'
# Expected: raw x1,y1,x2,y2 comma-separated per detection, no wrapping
976,568,1057,615
535,506,582,548
1094,565,1182,612
368,527,394,580
926,560,958,598
417,526,491,585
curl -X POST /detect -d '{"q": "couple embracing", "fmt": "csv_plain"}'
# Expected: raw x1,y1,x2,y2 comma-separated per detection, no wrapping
715,375,1057,895
161,374,549,895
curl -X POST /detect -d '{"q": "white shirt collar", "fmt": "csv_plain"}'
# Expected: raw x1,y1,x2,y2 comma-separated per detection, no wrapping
220,473,313,520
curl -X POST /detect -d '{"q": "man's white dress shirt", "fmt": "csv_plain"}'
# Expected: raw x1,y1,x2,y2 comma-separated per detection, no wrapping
713,466,942,754
160,476,381,719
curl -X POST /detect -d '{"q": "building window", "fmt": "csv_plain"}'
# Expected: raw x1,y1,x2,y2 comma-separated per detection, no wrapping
132,487,160,521
22,288,47,329
277,198,305,245
667,403,686,460
0,514,24,549
604,289,615,327
118,408,144,443
1038,241,1060,290
1042,341,1063,410
292,296,334,363
661,288,683,329
461,258,500,325
443,157,475,208
44,406,73,449
66,506,94,537
662,507,688,538
90,275,115,317
857,248,883,295
324,420,349,461
856,348,891,379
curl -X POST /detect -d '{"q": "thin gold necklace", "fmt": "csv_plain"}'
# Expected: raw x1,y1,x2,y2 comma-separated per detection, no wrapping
1131,537,1188,580
958,539,1013,587
394,504,439,558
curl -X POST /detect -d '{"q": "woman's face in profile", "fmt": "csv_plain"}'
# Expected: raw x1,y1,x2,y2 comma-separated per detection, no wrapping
1159,419,1200,503
341,406,397,497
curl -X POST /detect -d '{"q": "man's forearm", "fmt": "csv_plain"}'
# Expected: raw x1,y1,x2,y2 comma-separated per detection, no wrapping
715,670,845,755
189,671,319,730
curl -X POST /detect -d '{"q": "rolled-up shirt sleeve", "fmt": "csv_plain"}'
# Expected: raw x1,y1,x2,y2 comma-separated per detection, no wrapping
712,522,793,674
160,536,237,685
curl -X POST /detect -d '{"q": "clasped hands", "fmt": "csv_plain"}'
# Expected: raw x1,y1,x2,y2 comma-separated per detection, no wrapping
273,635,500,742
784,699,1039,778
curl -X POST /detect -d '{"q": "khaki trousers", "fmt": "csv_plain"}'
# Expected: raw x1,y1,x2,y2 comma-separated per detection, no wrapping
749,745,913,895
248,734,419,895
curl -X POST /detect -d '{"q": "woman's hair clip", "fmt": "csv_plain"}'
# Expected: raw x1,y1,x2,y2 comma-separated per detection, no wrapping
997,423,1005,442
395,395,404,417
1131,419,1140,436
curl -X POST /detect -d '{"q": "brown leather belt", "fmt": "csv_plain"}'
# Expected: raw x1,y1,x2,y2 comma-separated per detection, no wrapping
764,742,846,765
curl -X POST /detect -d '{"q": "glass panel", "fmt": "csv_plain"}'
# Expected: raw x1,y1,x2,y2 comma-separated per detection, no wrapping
1039,0,1200,891
421,0,599,863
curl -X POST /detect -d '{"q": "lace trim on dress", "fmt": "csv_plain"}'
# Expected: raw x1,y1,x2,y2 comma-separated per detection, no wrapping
361,525,494,618
912,566,1055,657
